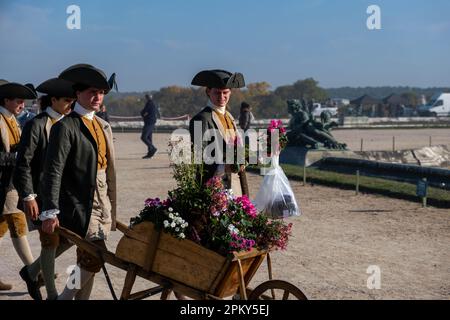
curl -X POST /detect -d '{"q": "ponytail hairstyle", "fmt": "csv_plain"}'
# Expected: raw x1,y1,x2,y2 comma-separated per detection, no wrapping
39,95,52,111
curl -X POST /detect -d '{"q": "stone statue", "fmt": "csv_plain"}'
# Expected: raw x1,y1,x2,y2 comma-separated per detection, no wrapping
286,99,347,150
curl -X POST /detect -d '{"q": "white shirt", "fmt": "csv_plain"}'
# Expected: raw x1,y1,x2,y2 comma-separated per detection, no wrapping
207,100,226,115
45,107,65,122
73,103,96,120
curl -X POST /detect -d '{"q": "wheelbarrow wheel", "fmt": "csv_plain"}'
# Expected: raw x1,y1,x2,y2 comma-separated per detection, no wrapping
248,280,307,300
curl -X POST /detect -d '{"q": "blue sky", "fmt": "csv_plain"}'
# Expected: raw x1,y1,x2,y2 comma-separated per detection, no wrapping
0,0,449,91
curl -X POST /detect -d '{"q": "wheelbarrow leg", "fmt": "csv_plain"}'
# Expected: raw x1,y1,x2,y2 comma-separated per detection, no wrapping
121,265,137,300
237,259,248,300
266,253,275,299
160,288,172,300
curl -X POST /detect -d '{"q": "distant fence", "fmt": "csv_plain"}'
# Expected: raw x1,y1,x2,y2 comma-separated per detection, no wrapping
340,116,450,128
109,116,450,132
315,157,450,190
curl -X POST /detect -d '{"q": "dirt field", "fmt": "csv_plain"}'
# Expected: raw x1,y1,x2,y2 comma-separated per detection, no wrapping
1,131,449,300
333,128,450,151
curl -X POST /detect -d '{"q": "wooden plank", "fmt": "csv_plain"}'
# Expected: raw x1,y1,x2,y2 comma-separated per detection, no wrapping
215,251,265,298
120,265,137,300
243,254,267,287
124,221,158,244
142,228,162,272
158,232,226,268
128,286,165,300
208,259,232,294
236,259,248,300
152,249,223,292
115,236,150,267
115,220,129,234
133,270,207,300
232,248,267,261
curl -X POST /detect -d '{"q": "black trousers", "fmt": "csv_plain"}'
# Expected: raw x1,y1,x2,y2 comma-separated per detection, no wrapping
141,122,156,153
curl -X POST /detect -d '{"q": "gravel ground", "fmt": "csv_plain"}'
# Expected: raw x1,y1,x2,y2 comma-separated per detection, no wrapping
1,131,448,300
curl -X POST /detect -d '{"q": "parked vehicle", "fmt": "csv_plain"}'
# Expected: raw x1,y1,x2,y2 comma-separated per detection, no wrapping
417,93,450,117
311,103,338,117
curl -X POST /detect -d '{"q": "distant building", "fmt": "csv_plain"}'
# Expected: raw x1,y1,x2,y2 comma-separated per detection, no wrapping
330,98,350,107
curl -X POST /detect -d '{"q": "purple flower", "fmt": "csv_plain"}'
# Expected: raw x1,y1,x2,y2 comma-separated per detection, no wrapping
145,198,163,208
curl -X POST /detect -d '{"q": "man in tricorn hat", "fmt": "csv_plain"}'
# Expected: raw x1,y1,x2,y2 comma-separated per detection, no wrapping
14,77,76,300
39,64,117,299
189,69,249,196
0,80,37,292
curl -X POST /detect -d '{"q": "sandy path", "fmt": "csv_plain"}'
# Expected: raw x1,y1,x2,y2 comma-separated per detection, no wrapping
1,132,448,300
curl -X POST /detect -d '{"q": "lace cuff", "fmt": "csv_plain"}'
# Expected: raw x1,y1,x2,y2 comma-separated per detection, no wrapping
39,209,60,221
23,194,37,201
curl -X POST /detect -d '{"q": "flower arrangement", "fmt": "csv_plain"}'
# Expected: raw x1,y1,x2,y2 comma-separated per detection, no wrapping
266,119,288,156
131,198,188,239
130,155,293,256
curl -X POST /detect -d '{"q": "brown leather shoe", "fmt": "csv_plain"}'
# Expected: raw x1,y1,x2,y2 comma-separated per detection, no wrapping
0,279,12,291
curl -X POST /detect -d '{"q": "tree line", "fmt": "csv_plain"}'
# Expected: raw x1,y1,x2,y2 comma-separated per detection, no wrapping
103,79,450,119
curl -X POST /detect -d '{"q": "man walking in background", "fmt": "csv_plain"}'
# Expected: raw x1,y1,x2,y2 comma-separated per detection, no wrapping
140,94,160,159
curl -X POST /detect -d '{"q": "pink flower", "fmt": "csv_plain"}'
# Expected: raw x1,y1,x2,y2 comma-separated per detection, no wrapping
235,195,258,218
206,176,224,191
210,191,228,216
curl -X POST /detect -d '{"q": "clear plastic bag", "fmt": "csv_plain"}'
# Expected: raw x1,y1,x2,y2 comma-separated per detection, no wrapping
254,155,301,218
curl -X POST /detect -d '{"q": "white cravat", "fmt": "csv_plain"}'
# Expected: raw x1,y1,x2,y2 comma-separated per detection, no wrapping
0,105,15,119
74,103,95,120
45,107,65,121
207,100,226,115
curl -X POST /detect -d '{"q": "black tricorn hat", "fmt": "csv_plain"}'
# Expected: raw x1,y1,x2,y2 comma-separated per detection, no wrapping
36,78,77,98
58,64,117,92
191,69,245,89
0,80,38,100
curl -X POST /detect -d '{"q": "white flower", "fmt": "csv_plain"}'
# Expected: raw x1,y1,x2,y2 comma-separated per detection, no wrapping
168,207,173,212
175,227,180,232
179,233,185,239
169,213,174,219
171,222,176,228
163,220,169,227
228,224,239,235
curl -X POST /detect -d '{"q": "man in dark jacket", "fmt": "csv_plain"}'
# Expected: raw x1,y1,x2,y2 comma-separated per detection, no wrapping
14,77,76,300
40,64,117,300
239,101,253,132
189,69,249,196
0,80,37,292
140,94,160,159
96,104,110,123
